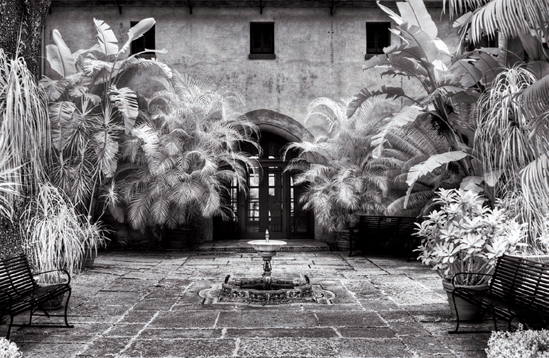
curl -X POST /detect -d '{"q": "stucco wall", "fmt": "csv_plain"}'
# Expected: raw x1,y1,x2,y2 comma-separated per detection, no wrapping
44,6,459,126
44,5,460,244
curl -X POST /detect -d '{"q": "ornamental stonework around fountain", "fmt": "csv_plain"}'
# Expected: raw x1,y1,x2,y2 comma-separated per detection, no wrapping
199,230,335,305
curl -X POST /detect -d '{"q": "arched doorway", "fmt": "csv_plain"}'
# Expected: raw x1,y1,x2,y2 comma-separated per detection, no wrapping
238,132,313,240
213,110,314,241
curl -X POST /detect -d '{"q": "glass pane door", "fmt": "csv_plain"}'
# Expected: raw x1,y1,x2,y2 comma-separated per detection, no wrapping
244,164,285,239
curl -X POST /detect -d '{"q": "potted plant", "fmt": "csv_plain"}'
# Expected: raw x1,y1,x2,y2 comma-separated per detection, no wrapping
23,183,108,308
414,188,526,320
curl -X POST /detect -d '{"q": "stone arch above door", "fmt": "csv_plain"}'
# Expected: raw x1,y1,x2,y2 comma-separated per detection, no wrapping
213,110,315,241
244,109,313,143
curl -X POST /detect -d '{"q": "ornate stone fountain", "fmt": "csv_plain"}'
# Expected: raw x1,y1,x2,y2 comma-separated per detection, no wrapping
219,230,314,304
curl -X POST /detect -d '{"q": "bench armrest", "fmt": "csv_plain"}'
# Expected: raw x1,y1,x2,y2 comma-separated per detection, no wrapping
33,269,71,285
450,272,492,288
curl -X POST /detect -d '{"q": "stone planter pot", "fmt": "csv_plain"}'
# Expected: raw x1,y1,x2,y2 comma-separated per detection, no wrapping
442,280,488,321
82,247,97,268
336,230,351,251
165,225,194,250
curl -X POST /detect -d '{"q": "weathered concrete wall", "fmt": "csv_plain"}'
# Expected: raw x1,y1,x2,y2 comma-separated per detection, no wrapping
44,6,459,125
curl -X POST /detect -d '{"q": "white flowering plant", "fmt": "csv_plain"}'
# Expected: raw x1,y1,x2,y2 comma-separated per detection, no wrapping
0,337,21,358
486,325,549,358
415,188,527,285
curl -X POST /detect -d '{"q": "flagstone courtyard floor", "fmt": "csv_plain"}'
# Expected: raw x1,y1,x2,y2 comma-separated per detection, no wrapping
3,250,497,357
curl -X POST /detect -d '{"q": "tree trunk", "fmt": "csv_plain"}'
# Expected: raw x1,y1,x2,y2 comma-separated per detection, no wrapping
0,0,52,76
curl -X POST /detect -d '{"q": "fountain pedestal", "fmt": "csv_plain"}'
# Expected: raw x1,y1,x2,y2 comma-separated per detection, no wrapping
218,235,314,304
247,239,286,289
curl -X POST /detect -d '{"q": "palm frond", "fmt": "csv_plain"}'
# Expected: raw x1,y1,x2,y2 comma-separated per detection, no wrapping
468,0,549,45
109,86,139,134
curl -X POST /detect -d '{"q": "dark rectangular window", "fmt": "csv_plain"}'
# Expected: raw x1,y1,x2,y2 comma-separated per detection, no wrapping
249,22,275,59
467,33,499,51
130,21,155,59
366,22,391,55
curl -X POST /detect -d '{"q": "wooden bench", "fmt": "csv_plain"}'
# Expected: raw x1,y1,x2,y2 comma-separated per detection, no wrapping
449,255,549,333
0,254,73,339
350,216,419,258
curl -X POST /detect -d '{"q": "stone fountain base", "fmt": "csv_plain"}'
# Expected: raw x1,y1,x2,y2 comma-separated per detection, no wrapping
219,275,314,304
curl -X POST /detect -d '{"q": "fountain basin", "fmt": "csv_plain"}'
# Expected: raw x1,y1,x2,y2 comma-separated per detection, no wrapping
220,276,313,304
247,240,287,253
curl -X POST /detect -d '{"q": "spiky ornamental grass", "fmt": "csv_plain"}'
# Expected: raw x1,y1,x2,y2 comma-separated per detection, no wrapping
0,49,51,219
23,183,107,283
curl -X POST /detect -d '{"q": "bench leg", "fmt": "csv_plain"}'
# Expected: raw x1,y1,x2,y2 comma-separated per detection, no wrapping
5,315,14,340
28,305,35,326
63,288,73,328
449,291,462,334
492,306,498,332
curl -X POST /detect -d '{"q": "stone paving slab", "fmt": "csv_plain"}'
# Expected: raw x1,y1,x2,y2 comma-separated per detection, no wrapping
3,250,495,357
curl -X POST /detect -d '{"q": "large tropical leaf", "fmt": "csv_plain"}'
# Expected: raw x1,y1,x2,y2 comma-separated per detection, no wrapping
404,151,468,208
109,86,139,134
447,59,483,87
385,190,436,216
527,61,549,80
520,74,549,121
49,101,78,151
406,151,468,187
47,30,77,77
469,51,503,86
371,106,423,158
460,176,483,192
396,22,451,63
520,153,549,204
119,18,156,55
93,18,119,56
40,76,70,101
397,0,438,38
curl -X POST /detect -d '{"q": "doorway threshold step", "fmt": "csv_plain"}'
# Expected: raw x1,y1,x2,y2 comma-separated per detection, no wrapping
198,239,330,252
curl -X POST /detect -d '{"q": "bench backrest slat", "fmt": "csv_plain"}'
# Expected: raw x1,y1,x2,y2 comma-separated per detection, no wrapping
491,255,549,319
0,254,36,307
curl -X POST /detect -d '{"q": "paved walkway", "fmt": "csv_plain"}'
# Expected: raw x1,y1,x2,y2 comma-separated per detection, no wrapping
4,250,494,357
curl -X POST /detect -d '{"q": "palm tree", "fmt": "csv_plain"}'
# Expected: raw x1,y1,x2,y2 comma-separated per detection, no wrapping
284,96,395,232
116,72,258,233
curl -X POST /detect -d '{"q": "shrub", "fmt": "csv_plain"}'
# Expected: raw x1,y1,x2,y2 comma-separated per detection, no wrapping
415,188,527,285
0,337,21,358
486,326,549,358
